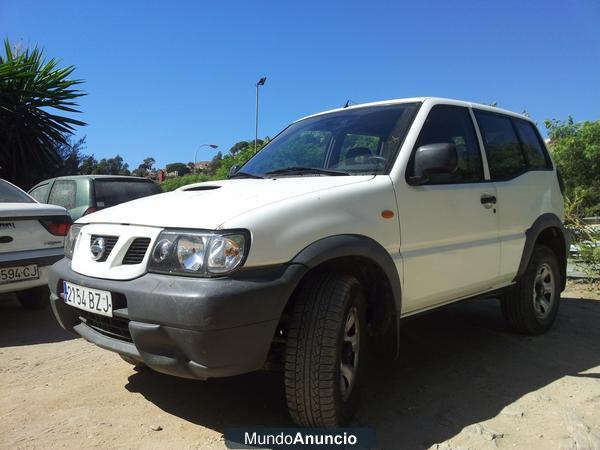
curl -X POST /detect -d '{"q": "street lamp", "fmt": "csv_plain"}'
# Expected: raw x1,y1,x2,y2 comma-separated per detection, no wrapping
194,143,218,174
255,77,267,152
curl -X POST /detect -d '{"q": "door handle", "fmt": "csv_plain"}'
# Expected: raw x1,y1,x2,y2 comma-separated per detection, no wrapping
480,194,497,205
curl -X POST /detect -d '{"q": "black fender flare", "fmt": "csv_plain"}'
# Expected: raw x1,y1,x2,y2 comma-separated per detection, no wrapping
290,234,402,312
289,234,402,359
514,213,570,288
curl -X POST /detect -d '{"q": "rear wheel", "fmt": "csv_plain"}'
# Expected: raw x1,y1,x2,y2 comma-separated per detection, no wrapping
501,245,561,335
17,286,50,310
284,272,366,427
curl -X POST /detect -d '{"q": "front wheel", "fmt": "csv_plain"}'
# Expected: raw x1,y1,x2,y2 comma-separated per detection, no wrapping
284,273,366,427
501,245,561,335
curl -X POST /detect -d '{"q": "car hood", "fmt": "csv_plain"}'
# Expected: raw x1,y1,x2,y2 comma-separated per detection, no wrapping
77,176,374,229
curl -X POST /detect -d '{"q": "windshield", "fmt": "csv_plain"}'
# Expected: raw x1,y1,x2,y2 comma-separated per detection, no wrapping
240,103,420,177
0,179,35,203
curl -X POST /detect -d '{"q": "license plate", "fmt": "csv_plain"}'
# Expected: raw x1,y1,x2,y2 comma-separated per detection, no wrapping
63,281,113,317
0,264,38,285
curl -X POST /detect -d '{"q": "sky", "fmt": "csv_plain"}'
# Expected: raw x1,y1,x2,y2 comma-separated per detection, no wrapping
2,0,599,170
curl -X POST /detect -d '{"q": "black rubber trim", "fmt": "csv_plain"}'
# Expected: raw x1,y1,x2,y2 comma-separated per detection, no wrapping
513,213,569,288
48,258,302,332
290,234,402,359
51,290,281,379
290,234,401,311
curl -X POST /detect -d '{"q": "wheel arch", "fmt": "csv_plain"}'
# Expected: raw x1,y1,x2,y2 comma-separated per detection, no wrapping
514,213,570,291
282,234,402,358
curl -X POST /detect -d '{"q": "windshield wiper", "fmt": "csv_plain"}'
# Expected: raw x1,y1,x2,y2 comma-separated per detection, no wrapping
265,167,349,177
229,171,264,179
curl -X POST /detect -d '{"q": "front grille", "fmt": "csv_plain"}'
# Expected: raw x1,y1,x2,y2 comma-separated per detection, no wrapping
90,235,119,262
122,238,151,265
79,310,132,343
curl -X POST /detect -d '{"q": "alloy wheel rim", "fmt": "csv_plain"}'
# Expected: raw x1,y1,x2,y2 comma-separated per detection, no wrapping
340,306,360,401
533,263,555,320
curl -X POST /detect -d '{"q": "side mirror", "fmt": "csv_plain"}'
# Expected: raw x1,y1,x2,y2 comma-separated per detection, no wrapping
408,143,458,185
228,165,239,178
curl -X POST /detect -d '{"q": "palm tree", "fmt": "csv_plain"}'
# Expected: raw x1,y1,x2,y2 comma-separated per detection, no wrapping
0,39,86,188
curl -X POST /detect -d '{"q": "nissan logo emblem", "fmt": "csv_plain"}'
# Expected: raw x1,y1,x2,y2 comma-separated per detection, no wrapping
90,237,106,261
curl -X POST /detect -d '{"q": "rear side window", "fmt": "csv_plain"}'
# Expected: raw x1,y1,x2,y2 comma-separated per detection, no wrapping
513,119,551,170
0,179,34,203
409,105,484,184
94,180,161,208
48,180,77,209
475,111,526,180
29,183,50,203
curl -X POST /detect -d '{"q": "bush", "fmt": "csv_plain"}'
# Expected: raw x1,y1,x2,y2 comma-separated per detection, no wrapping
546,117,600,216
160,174,211,192
564,193,600,278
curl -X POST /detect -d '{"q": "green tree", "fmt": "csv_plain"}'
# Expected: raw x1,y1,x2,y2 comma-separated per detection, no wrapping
92,155,130,175
229,141,250,156
545,117,600,216
52,135,87,177
80,155,98,175
215,140,264,179
0,39,86,189
208,151,223,174
132,156,155,177
143,157,155,170
165,162,190,176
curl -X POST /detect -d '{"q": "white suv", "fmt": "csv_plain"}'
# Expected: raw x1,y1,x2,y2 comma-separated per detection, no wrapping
48,97,568,427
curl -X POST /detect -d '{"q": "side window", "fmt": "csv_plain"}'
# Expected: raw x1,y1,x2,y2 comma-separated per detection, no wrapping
338,134,381,167
513,119,551,170
409,105,483,184
48,180,77,210
475,111,527,180
29,184,49,203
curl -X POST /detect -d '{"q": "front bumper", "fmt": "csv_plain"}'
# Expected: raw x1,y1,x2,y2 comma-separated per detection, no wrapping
48,258,305,379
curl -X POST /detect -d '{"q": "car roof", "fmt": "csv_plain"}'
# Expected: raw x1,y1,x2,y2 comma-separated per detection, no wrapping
31,175,155,188
296,97,534,123
57,175,152,181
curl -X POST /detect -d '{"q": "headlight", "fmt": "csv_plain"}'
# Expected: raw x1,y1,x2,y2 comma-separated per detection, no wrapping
207,234,246,274
64,224,83,259
148,230,249,276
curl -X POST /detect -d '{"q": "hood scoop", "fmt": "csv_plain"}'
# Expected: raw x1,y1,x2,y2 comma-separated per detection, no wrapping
182,185,222,191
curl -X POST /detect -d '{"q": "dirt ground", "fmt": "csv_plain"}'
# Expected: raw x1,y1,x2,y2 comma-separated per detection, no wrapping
1,281,599,450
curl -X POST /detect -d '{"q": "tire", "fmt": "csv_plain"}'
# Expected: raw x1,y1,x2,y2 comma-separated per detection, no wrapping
284,272,366,427
501,245,561,335
16,285,50,310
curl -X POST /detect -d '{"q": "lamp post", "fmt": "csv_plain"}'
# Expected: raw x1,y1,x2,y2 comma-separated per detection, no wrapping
194,144,218,174
255,77,267,153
